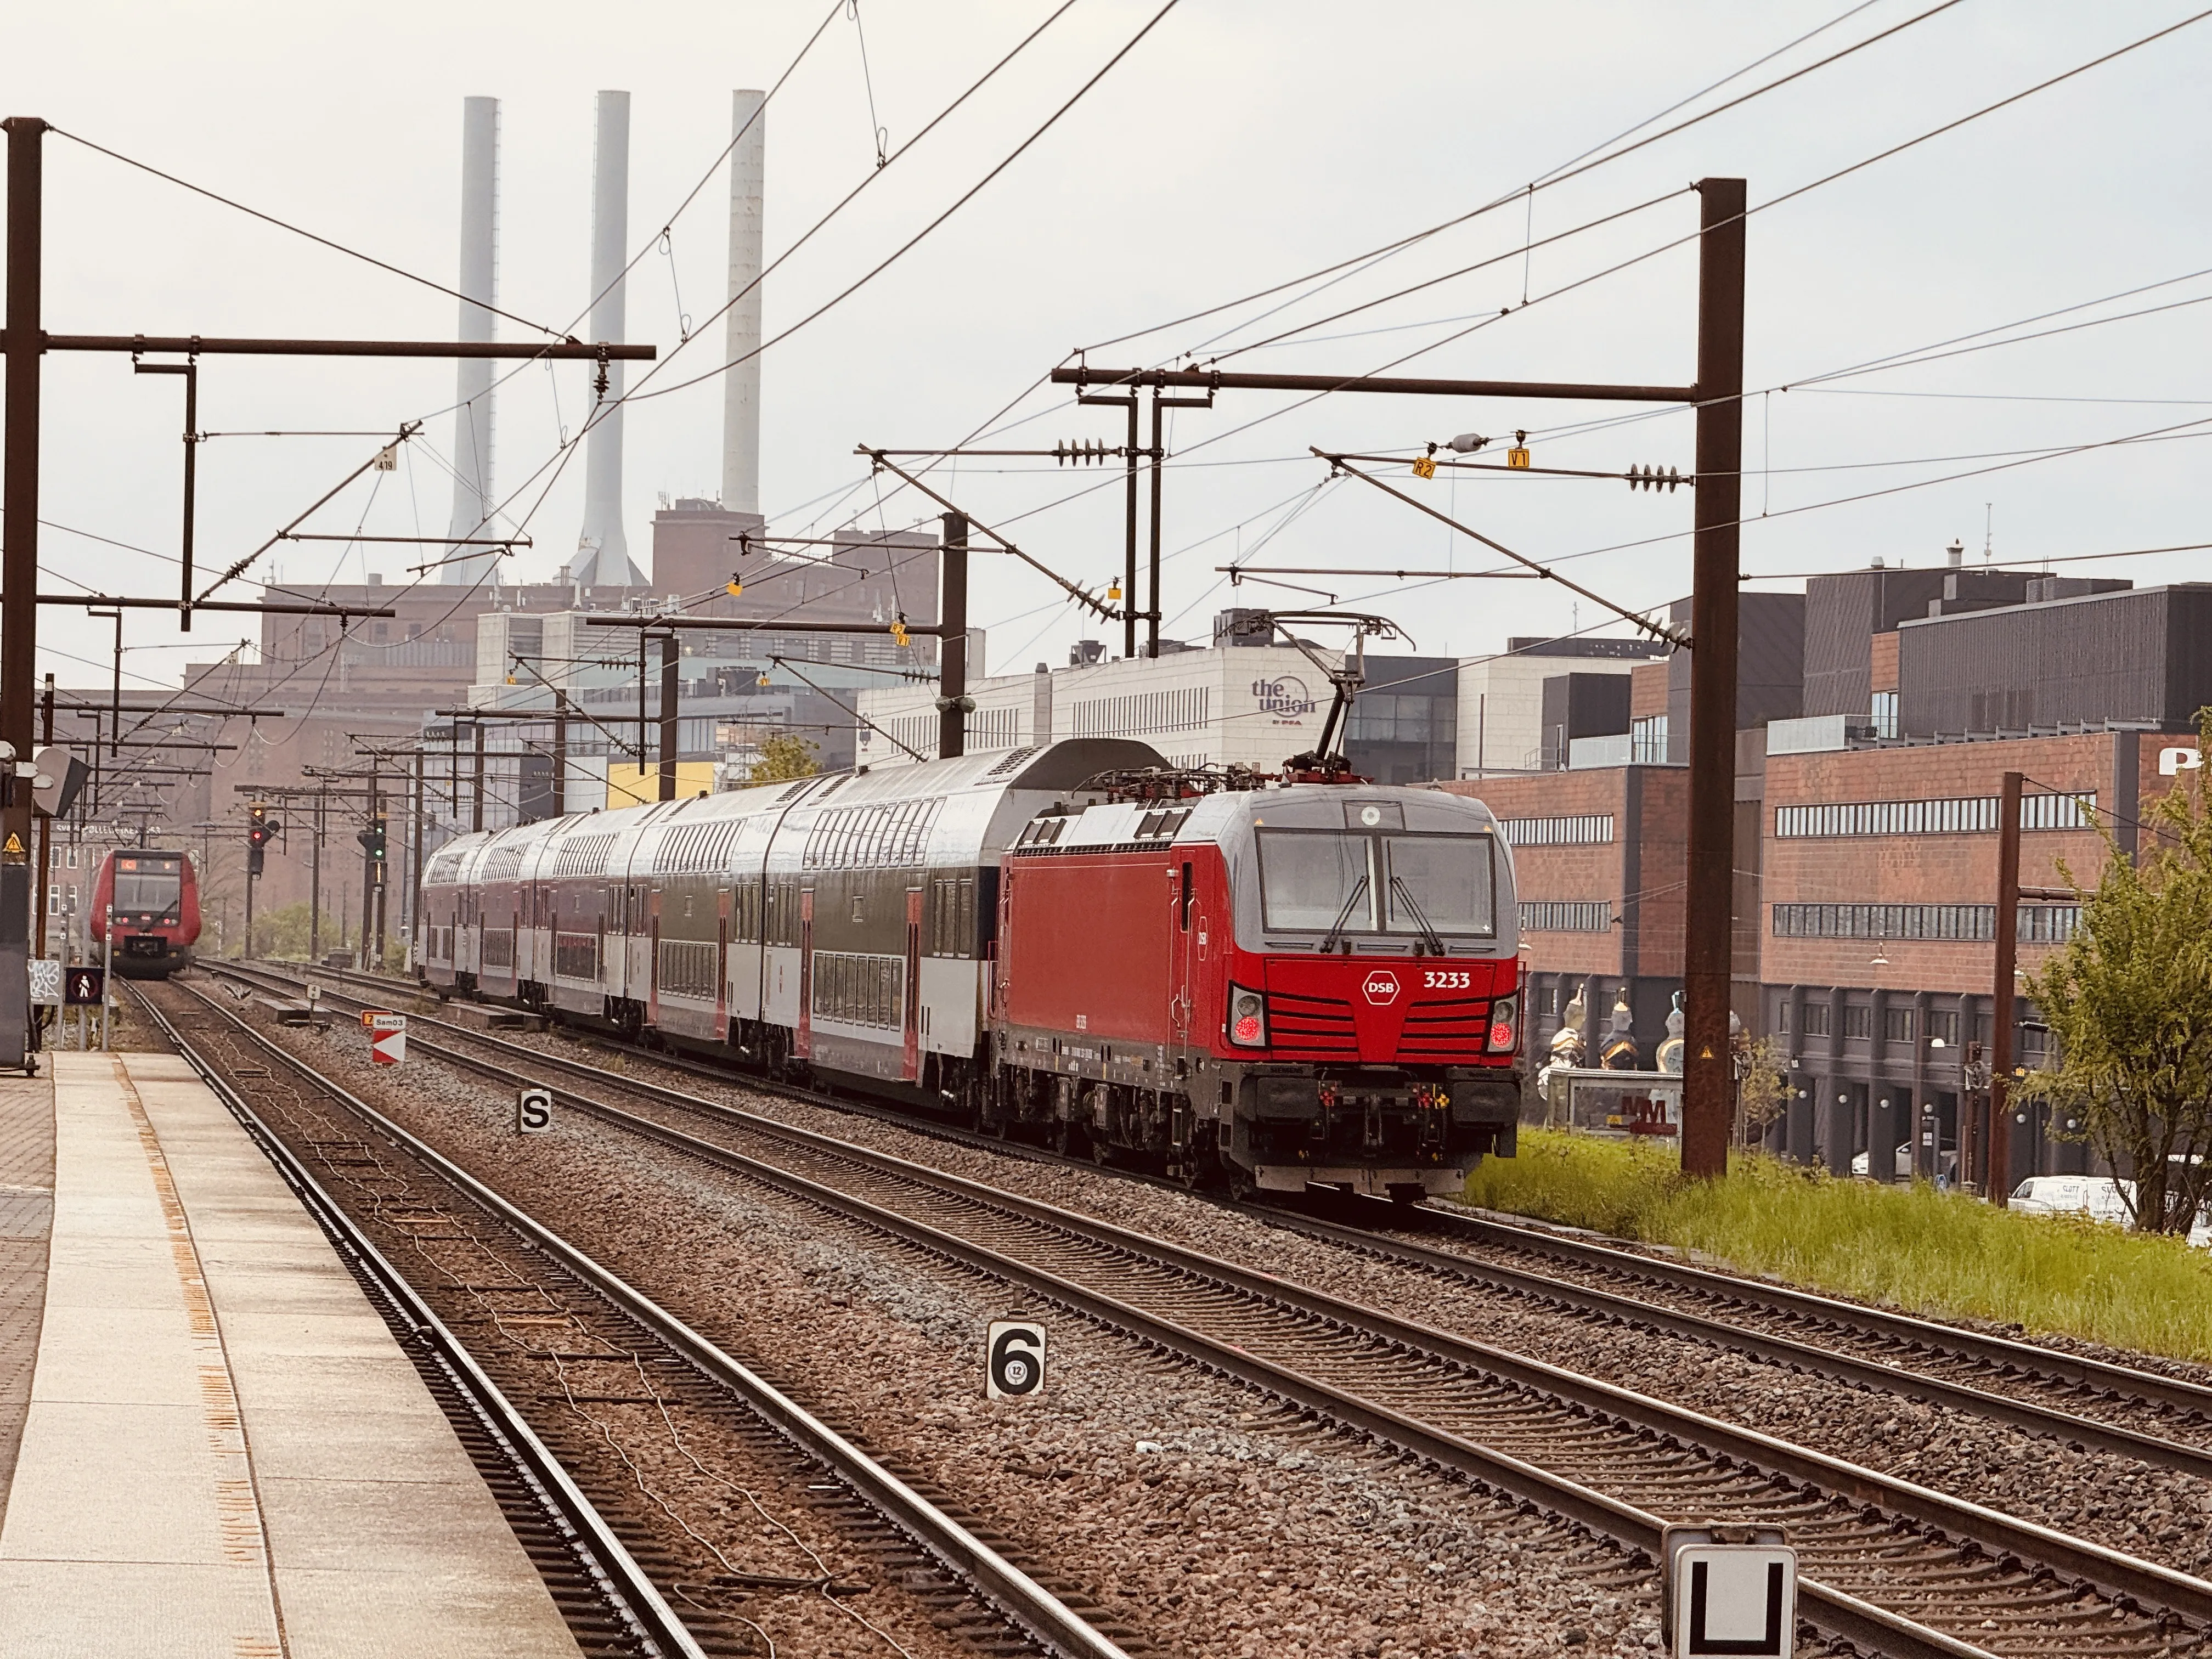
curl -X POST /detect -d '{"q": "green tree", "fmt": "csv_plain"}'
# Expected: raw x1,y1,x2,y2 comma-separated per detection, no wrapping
1734,1032,1790,1150
249,900,354,962
2022,713,2212,1234
750,732,820,782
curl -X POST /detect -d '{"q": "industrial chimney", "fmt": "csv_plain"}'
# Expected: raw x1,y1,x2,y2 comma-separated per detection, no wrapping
721,89,766,515
441,96,500,585
573,91,646,587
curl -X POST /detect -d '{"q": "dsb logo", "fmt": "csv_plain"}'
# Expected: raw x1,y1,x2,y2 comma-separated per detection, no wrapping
1362,970,1401,1006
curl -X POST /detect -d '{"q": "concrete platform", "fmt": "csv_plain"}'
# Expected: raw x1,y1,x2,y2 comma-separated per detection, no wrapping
0,1052,583,1658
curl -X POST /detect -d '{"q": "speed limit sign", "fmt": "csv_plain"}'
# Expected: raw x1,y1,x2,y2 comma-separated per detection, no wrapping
986,1320,1046,1400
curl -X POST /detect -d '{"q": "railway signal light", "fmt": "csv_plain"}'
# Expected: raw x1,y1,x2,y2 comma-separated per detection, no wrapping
247,803,280,878
358,819,387,882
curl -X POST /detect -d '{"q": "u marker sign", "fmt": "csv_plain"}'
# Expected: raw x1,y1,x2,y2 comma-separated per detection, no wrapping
1662,1525,1796,1658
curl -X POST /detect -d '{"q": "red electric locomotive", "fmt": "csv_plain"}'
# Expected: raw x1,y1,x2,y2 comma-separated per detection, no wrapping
992,767,1522,1200
90,849,202,979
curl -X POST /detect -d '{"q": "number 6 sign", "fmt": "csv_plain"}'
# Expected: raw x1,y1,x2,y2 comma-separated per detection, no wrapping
986,1321,1046,1400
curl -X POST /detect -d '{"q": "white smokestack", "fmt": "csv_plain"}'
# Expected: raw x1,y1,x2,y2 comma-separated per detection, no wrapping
574,90,645,587
721,89,766,515
442,96,499,585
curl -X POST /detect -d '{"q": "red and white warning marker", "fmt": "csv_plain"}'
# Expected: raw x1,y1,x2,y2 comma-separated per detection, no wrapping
367,1012,408,1067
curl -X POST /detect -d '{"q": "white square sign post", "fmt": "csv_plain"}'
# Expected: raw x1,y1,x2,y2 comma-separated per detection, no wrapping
1662,1525,1795,1658
986,1319,1046,1400
516,1087,554,1134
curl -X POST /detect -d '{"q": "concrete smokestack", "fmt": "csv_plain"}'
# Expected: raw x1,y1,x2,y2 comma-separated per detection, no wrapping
721,89,766,515
441,96,500,585
574,90,645,587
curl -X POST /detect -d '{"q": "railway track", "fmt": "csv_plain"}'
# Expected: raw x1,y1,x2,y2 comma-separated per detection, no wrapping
210,960,2212,1657
264,959,2212,1483
140,975,1137,1659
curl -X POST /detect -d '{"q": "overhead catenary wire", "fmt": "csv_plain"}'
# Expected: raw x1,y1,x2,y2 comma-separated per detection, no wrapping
48,126,574,341
947,4,2212,614
1078,0,1965,358
620,0,1170,408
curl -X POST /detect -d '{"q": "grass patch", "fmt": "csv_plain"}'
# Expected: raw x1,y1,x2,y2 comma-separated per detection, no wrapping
1465,1130,2212,1363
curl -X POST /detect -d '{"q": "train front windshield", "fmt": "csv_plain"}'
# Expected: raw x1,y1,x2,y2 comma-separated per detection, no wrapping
113,857,183,920
1256,830,1496,938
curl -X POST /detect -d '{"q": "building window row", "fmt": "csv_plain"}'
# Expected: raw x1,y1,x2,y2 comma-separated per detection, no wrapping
1775,791,2096,839
1519,900,1613,932
1770,902,2080,943
1070,686,1211,739
1780,1002,1974,1044
1499,813,1615,847
876,706,1023,758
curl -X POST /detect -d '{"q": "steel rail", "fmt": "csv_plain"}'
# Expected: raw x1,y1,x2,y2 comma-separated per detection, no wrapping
219,968,2212,1656
1234,1202,2212,1478
258,962,2212,1430
1417,1200,2212,1421
132,984,707,1659
236,962,2212,1451
168,973,1134,1659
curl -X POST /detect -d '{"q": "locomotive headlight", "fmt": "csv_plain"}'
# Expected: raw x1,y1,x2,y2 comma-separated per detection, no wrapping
1486,995,1519,1054
1227,985,1268,1048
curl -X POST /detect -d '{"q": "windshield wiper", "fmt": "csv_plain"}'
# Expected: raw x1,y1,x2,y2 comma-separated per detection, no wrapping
1318,874,1369,954
1389,874,1447,957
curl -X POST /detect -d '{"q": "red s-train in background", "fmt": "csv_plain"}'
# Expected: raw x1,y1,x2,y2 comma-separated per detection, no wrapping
90,849,202,979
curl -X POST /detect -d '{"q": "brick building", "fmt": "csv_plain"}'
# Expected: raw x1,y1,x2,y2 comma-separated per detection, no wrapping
1481,571,2211,1192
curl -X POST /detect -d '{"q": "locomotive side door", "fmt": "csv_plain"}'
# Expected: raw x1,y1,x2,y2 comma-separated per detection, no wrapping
1170,857,1199,1047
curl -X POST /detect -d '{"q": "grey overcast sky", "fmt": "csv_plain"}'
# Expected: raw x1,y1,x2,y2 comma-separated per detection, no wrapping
8,1,2211,692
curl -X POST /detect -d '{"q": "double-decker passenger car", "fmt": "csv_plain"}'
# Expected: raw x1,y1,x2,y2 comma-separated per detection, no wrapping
416,738,1523,1199
91,849,202,979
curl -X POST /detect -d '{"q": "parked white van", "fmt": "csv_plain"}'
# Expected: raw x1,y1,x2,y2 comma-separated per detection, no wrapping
2008,1175,2212,1246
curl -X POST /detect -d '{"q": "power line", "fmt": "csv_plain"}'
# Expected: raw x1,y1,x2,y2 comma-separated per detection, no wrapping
623,0,1167,407
1745,540,2212,581
1078,0,1964,358
49,126,572,341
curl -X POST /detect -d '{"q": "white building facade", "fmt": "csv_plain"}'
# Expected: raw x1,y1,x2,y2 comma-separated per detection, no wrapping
1453,640,1664,778
856,645,1344,772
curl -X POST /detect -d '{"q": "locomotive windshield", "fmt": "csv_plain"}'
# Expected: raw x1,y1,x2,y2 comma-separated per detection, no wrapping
1256,830,1494,938
114,857,183,918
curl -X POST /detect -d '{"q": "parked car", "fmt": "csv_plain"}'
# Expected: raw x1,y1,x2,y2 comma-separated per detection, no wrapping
2008,1175,2212,1246
1851,1141,1959,1182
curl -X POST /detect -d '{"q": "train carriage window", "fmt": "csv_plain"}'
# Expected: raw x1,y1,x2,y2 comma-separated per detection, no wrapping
957,878,974,956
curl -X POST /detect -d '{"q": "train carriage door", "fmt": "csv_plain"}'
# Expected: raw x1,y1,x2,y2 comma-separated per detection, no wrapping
795,888,814,1059
647,887,662,1027
904,887,923,1082
715,888,730,1033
